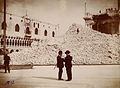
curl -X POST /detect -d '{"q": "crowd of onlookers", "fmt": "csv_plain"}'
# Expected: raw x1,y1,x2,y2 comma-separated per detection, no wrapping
9,24,120,65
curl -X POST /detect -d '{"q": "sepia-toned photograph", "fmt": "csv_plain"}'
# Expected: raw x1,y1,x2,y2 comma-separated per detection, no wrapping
0,0,120,88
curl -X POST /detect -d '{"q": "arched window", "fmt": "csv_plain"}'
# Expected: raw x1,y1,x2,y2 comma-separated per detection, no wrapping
22,41,24,46
35,28,38,35
12,40,14,46
38,23,39,28
52,31,55,37
15,24,20,32
33,22,35,27
18,40,19,46
1,39,3,45
0,49,2,53
44,30,47,36
29,41,31,46
20,41,22,46
25,41,26,46
1,21,7,30
27,41,29,46
77,28,79,34
7,39,9,45
10,39,12,46
26,27,31,34
15,40,17,46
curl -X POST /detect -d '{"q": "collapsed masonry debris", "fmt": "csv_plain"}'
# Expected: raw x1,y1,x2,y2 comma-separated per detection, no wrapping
9,23,120,65
62,24,120,64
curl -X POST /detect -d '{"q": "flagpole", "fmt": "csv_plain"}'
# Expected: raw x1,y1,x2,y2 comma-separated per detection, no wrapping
3,0,7,56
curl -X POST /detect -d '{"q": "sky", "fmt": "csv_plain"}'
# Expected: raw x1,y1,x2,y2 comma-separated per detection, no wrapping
0,0,118,36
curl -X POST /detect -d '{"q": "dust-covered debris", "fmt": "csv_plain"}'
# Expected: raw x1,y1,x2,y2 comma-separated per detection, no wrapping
9,23,120,65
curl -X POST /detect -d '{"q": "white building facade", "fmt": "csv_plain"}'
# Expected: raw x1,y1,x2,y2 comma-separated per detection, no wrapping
0,1,59,52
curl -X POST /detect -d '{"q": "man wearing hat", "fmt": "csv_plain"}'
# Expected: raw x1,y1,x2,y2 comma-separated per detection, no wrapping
57,51,64,80
4,54,11,73
65,50,73,81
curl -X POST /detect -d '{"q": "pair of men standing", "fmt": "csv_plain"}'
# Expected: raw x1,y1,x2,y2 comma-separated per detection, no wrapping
57,50,72,81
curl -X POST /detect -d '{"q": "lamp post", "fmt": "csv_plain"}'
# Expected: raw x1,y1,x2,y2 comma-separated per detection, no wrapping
3,0,6,56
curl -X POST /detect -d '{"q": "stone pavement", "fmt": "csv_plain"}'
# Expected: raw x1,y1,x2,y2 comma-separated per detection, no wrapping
0,65,120,88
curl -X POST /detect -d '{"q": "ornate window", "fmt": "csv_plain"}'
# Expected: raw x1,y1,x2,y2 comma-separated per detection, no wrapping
35,28,38,35
26,27,31,34
44,30,47,36
15,24,20,32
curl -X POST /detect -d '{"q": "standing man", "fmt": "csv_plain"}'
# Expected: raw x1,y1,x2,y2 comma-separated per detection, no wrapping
4,54,11,73
57,51,64,80
65,50,72,81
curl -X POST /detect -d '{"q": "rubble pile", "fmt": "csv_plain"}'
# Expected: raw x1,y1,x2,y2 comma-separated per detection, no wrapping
9,39,61,65
62,24,120,64
9,23,120,65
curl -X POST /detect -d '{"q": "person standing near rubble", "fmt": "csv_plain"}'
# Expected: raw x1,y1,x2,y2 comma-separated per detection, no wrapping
57,50,64,80
64,50,73,81
4,54,11,73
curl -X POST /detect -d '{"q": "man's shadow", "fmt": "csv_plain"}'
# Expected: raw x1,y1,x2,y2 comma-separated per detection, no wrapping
32,76,58,81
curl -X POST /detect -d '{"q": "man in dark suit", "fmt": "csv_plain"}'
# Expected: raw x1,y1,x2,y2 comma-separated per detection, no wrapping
4,54,11,73
65,50,72,81
57,51,64,80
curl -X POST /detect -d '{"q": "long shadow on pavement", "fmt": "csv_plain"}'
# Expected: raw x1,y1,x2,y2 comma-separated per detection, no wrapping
32,76,58,81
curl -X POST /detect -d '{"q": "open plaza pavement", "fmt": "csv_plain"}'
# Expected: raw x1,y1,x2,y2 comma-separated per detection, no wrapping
0,65,120,88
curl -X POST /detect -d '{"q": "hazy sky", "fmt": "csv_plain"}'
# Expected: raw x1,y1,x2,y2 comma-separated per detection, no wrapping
1,0,118,36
